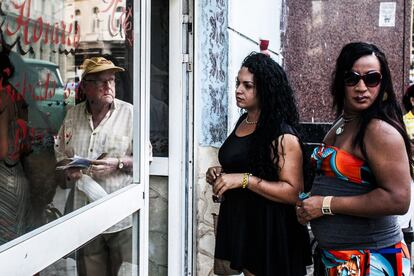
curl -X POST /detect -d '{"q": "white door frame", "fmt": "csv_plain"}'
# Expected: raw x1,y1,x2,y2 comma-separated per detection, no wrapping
0,0,152,274
168,0,185,273
168,0,194,275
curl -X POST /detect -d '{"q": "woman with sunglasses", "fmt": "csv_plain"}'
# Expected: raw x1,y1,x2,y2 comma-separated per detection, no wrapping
296,42,413,275
206,52,312,275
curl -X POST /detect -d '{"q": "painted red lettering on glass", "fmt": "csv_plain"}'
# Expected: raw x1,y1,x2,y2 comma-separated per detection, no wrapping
3,0,80,50
101,0,133,46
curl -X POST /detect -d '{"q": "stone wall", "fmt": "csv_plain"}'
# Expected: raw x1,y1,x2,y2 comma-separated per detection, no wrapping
196,147,221,276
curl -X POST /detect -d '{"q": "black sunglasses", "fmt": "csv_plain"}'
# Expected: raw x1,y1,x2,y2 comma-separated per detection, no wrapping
344,71,382,87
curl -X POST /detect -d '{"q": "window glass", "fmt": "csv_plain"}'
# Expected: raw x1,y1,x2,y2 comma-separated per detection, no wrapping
150,0,169,157
38,218,137,275
0,0,137,273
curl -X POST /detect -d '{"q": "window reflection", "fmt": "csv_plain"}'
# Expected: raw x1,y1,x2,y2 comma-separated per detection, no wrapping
0,0,137,274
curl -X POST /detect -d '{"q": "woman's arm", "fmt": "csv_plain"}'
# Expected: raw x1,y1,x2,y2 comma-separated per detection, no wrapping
247,134,304,204
213,134,304,205
331,119,411,216
298,120,411,223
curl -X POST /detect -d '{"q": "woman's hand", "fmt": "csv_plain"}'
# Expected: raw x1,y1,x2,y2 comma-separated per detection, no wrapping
296,195,324,225
213,173,243,197
206,166,222,185
89,157,119,178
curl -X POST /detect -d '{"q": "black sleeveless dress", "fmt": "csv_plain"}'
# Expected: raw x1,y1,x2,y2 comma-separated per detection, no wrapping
214,114,312,275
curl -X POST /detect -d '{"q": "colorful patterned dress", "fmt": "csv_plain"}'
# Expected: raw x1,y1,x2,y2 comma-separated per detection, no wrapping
310,144,411,276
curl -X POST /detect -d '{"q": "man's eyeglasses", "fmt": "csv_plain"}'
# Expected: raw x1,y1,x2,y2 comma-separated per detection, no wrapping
83,78,118,87
344,71,382,88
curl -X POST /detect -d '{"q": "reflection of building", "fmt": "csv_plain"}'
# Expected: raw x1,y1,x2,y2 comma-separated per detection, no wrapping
72,0,130,77
0,0,77,81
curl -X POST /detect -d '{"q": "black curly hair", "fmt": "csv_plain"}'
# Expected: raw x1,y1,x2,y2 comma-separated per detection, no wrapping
331,42,413,174
241,52,301,181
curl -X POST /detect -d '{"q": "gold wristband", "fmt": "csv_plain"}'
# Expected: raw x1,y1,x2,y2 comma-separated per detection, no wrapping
241,173,252,189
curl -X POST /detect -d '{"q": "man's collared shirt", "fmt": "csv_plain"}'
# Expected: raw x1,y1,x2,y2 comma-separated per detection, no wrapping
55,98,133,233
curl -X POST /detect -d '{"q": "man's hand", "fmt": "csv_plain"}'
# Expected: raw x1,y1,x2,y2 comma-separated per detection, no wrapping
89,157,119,178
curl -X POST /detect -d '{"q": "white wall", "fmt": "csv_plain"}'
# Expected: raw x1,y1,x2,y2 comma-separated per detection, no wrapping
227,0,283,132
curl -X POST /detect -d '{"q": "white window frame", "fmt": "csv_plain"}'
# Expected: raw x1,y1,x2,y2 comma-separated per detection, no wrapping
150,157,169,176
0,0,152,274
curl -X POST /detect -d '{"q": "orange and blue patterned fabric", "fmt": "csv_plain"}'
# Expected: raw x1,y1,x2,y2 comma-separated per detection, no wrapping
311,144,374,185
321,242,410,276
311,144,411,275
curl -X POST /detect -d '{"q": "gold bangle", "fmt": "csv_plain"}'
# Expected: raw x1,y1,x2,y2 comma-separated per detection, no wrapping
242,173,252,189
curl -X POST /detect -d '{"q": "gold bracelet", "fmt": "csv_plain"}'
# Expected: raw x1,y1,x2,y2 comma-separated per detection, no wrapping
241,173,252,189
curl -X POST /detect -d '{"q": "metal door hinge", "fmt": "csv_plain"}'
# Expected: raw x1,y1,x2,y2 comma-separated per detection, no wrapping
183,14,193,33
182,54,192,72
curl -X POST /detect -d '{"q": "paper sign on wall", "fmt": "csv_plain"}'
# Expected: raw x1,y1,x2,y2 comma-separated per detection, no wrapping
379,2,396,27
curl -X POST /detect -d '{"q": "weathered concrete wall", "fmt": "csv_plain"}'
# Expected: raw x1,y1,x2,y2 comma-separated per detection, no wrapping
196,147,221,276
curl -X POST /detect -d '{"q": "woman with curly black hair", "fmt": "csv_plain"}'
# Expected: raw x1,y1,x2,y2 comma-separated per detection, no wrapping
297,42,413,275
206,52,312,275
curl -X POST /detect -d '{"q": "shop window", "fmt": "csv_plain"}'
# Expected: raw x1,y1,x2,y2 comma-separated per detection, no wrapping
0,0,136,273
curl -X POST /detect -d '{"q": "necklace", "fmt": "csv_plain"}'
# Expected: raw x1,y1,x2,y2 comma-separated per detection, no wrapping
335,115,357,136
245,116,258,125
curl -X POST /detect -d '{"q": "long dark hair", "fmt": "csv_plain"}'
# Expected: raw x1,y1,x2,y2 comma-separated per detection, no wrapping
242,52,300,180
331,42,413,174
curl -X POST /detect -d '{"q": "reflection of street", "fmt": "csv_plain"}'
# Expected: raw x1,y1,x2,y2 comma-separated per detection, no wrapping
38,187,76,276
39,187,135,275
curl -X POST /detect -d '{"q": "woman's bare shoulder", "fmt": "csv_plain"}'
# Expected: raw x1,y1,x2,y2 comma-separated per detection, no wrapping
365,119,404,150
